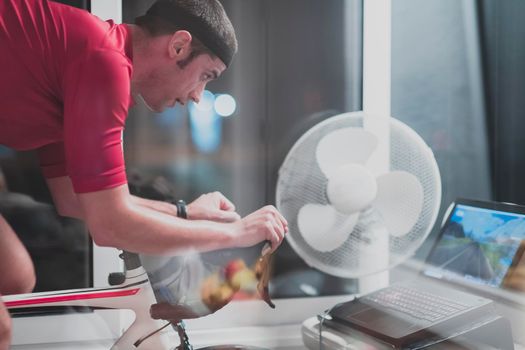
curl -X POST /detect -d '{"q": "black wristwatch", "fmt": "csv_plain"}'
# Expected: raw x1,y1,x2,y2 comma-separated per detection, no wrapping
176,199,187,219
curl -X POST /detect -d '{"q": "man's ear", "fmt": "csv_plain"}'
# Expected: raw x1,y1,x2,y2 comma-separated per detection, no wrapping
168,30,192,59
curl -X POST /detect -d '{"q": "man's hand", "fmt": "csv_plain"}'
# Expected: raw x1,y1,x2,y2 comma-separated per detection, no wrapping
230,206,288,253
187,192,241,222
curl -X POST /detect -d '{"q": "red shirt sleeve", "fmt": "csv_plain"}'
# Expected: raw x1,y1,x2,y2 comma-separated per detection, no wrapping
37,142,67,178
60,49,131,193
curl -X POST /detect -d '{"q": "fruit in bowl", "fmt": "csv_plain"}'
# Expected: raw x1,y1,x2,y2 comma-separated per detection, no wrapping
224,259,257,291
224,259,246,281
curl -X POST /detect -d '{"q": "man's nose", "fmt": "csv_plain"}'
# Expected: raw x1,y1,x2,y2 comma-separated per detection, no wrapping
190,94,200,104
190,84,206,103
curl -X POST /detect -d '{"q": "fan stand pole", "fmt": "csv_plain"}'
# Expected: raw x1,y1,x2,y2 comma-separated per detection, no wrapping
357,224,390,294
359,0,392,295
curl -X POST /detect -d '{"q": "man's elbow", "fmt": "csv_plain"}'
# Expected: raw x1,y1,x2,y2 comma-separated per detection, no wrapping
54,204,69,217
86,215,128,249
88,225,120,248
80,193,135,250
54,203,82,220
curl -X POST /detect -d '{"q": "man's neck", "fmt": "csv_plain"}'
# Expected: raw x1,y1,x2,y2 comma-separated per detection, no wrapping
127,24,149,95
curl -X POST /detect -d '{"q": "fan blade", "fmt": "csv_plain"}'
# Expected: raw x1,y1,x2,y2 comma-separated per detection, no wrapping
326,163,377,214
316,128,378,178
297,204,359,252
373,171,424,237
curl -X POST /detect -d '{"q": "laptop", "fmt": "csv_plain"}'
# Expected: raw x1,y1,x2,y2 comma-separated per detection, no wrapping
326,198,525,348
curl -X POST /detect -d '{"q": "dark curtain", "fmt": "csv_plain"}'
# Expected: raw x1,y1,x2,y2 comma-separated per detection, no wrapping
479,0,525,204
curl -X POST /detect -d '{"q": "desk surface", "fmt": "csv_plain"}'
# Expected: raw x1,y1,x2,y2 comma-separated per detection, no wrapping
11,323,525,350
11,324,305,350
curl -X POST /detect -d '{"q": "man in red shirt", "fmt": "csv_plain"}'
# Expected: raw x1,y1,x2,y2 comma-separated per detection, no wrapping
0,0,288,347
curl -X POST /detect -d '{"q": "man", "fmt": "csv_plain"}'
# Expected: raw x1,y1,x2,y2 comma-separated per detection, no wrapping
0,0,288,347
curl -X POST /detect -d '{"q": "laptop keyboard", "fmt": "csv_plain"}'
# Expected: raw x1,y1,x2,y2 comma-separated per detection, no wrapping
362,285,471,322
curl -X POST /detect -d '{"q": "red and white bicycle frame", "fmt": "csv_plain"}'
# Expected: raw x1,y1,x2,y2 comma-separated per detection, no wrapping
3,252,172,349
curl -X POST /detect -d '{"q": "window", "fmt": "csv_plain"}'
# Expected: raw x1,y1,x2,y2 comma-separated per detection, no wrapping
121,0,363,327
391,0,491,258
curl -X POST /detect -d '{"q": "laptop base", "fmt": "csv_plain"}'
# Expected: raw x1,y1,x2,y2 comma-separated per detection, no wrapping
302,313,514,350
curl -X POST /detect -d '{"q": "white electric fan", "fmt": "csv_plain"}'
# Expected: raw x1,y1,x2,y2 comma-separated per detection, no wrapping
276,111,441,279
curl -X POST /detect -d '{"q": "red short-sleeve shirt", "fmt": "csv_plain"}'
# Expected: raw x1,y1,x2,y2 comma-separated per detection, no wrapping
0,0,133,193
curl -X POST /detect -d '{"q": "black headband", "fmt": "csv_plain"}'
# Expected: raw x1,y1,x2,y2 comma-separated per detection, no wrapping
146,1,234,67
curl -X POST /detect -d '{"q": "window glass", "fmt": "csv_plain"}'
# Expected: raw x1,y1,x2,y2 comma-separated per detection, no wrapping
122,0,363,298
391,0,491,258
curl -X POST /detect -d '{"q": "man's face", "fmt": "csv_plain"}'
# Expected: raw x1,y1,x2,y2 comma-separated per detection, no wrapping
137,52,226,113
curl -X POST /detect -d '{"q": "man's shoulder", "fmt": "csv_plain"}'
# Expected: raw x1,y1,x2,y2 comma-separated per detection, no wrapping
48,1,128,58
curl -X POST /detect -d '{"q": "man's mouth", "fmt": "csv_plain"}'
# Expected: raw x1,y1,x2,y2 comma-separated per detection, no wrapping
136,94,159,112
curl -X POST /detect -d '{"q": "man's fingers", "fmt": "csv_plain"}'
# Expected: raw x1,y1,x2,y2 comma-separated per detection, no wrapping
217,192,236,211
261,242,272,256
213,210,241,222
268,208,287,243
264,205,288,232
222,211,241,222
269,220,285,246
274,211,288,233
188,204,241,223
266,224,282,253
273,215,286,241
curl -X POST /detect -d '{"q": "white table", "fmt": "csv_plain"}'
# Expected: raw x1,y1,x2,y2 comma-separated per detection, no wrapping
11,324,305,349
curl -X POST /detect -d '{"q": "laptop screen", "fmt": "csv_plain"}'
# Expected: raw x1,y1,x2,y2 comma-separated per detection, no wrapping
422,199,525,289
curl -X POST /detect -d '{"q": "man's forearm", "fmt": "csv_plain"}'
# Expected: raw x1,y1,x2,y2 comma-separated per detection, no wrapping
89,201,235,255
77,185,287,256
131,195,178,217
47,177,178,220
79,186,236,255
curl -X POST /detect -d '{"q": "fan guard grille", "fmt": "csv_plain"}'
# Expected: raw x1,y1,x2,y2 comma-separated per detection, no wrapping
276,112,441,278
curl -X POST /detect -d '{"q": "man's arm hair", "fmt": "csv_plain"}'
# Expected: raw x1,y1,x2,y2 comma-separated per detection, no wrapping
47,176,179,219
47,179,287,255
131,195,179,217
77,184,236,255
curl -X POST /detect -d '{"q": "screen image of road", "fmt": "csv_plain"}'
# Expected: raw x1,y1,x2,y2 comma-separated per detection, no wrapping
424,204,525,288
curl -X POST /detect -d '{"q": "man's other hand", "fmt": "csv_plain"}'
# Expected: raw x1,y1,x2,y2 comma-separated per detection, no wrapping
231,206,288,253
187,192,241,222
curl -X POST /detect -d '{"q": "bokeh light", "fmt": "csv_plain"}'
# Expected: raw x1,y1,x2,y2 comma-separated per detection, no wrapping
214,94,237,117
192,90,215,112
